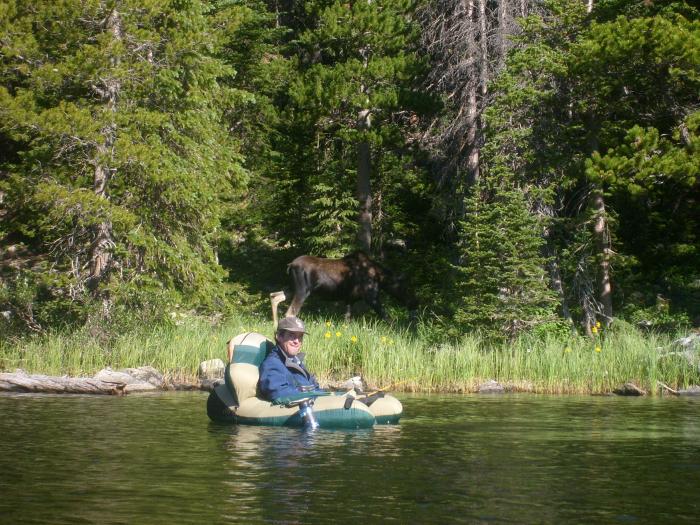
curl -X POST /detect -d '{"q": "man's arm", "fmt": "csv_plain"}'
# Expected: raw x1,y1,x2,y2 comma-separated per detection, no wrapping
259,358,298,401
309,372,321,390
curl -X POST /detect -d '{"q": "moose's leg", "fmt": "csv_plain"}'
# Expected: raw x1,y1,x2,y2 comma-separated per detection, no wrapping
344,303,353,321
285,290,309,317
370,301,389,321
365,287,389,321
270,291,286,327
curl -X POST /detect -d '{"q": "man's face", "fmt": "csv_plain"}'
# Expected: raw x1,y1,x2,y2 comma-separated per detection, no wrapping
277,330,304,356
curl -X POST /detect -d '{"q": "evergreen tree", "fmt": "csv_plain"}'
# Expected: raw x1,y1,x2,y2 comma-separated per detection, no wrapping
482,0,700,330
213,0,290,245
445,0,586,337
453,179,557,338
274,0,429,256
568,3,699,326
0,0,247,329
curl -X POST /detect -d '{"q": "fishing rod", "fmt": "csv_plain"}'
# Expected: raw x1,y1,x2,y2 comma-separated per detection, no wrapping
362,378,413,397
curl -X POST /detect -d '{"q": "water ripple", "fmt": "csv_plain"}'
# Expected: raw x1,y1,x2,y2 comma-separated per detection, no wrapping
1,392,699,524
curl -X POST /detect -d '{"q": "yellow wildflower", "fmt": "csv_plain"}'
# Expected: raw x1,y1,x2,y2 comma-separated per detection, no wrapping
335,331,342,337
595,321,601,328
595,346,602,352
326,321,332,327
381,336,387,343
351,335,357,343
564,347,572,353
591,326,598,334
325,332,331,339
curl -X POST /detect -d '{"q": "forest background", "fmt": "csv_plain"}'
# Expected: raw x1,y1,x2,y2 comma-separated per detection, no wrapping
0,0,698,363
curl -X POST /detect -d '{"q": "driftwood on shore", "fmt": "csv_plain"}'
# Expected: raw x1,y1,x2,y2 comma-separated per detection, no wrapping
0,370,128,395
0,367,165,396
2,366,700,397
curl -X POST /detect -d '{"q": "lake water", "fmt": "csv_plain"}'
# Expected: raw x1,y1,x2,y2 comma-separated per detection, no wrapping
0,392,698,524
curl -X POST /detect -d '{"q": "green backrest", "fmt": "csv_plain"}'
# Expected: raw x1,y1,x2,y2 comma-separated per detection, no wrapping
231,332,273,367
224,332,274,404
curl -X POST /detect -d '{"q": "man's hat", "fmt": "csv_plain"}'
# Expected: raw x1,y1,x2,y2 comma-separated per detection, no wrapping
276,316,307,333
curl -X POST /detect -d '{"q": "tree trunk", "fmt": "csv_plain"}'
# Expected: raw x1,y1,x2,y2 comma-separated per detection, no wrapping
478,0,488,100
578,254,596,337
375,188,384,258
88,7,121,291
498,0,508,60
535,201,576,333
538,200,574,327
357,134,373,253
592,190,613,326
546,248,574,326
465,88,480,185
464,0,481,186
586,107,613,328
0,368,164,395
0,371,127,395
357,22,373,253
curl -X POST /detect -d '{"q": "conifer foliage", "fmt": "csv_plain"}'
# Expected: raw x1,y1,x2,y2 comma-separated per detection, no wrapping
0,0,246,327
0,0,698,337
481,0,700,332
275,0,428,256
454,180,556,337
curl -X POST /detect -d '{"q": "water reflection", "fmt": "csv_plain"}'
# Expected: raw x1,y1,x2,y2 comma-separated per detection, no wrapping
1,392,699,524
218,423,404,523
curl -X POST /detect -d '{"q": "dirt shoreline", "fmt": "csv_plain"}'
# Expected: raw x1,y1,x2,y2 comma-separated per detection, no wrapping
2,369,699,397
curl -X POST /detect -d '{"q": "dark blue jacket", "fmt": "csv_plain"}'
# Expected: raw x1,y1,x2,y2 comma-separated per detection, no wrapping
258,345,321,402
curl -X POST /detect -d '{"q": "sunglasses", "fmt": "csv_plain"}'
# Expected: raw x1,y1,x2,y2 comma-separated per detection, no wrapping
280,330,304,341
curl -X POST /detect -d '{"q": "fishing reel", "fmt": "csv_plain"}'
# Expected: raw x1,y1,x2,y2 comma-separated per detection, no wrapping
297,385,319,430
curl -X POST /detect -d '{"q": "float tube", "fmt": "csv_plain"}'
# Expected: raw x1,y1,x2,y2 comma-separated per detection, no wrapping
206,332,402,429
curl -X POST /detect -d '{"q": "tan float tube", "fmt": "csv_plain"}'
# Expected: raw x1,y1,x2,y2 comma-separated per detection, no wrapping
225,292,285,363
269,291,286,330
226,338,235,363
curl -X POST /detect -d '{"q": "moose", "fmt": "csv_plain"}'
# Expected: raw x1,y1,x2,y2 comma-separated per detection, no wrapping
270,251,417,324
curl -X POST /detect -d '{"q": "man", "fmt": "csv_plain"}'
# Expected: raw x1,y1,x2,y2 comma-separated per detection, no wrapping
258,316,322,402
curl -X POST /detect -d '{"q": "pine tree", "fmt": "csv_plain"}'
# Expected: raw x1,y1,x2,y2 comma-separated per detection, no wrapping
453,177,557,338
480,0,700,330
213,0,290,245
0,0,247,328
274,0,428,256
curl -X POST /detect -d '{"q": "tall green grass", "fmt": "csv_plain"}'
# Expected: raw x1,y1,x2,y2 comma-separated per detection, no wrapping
1,314,696,394
307,319,699,394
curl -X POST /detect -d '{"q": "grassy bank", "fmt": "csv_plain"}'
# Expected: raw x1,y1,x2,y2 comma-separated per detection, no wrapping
1,314,697,394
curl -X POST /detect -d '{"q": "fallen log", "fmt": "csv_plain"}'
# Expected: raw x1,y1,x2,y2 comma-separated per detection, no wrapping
0,370,127,395
657,381,680,396
0,367,164,395
93,367,162,393
613,382,646,396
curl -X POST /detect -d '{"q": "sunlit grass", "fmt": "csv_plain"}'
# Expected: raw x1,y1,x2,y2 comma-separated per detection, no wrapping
1,313,696,395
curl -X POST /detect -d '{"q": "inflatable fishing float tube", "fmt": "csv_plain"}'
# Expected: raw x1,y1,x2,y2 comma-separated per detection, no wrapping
206,332,402,429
